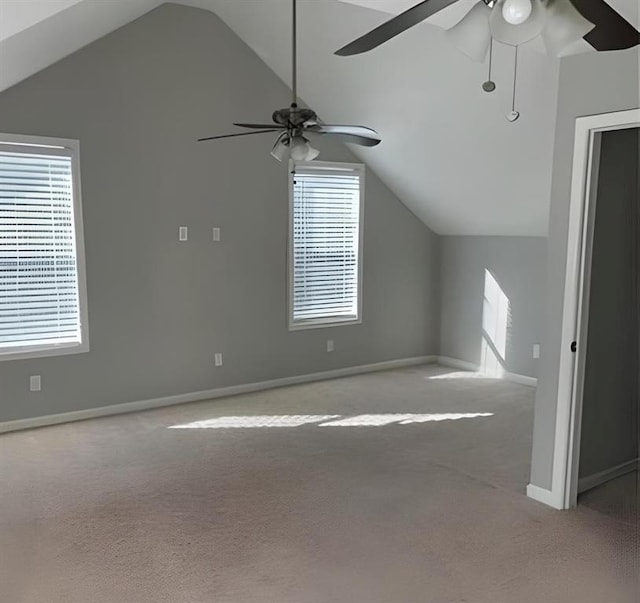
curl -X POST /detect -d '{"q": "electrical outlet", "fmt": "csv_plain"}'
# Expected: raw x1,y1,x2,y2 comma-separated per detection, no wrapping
212,227,221,242
29,375,41,392
214,353,223,367
326,340,334,353
179,226,188,241
533,344,540,359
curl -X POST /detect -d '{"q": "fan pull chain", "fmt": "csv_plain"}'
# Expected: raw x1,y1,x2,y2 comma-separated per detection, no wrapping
482,38,496,93
506,45,520,122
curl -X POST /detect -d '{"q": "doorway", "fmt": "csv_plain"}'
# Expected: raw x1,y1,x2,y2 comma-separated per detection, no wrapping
576,126,638,516
553,109,639,511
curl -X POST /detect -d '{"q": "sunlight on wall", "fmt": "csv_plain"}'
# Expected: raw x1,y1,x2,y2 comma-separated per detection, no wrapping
481,269,512,377
169,413,494,429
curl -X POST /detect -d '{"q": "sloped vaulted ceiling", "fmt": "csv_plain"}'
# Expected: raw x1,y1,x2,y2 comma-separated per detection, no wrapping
0,0,637,235
189,0,561,236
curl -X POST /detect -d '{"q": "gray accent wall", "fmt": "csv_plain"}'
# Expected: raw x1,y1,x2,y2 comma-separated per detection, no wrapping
0,4,439,423
578,128,639,480
530,47,640,490
439,237,547,379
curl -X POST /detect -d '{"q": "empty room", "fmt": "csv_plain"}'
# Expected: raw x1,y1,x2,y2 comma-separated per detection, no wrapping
0,1,638,601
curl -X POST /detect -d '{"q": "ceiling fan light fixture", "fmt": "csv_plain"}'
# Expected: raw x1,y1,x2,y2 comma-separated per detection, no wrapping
305,145,321,161
270,135,289,162
289,136,320,161
446,1,492,62
541,0,595,56
501,0,533,25
490,0,546,45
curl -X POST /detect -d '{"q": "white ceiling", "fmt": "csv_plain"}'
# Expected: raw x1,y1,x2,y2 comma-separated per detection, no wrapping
0,0,83,40
336,0,480,27
0,0,636,234
0,0,164,92
181,0,561,235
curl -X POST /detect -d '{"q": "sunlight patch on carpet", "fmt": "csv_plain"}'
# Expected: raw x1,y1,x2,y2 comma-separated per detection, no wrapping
318,413,494,427
168,415,340,429
169,413,494,429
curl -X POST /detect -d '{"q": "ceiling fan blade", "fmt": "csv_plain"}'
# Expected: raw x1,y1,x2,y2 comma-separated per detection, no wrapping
335,0,459,56
571,0,639,50
233,123,286,129
307,125,382,147
198,129,281,142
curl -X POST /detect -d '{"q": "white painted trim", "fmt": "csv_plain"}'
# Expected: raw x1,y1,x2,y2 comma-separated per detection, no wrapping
437,357,537,386
0,133,90,362
553,108,640,511
526,484,563,510
578,459,639,494
0,355,438,434
566,132,602,509
287,160,365,331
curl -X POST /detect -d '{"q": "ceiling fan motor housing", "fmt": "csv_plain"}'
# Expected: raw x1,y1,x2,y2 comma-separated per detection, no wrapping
272,106,318,128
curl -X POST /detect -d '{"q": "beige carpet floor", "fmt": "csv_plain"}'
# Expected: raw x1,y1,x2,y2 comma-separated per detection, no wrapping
0,364,637,602
579,472,639,528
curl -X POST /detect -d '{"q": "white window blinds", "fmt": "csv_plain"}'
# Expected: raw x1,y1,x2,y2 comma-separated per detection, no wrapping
290,163,363,327
0,145,84,354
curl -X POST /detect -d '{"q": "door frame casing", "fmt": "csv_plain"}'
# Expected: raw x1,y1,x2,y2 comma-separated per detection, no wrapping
552,108,639,510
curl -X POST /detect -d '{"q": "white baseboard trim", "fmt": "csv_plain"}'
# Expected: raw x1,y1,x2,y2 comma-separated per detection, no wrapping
578,458,639,494
0,355,438,435
437,357,537,387
526,484,564,510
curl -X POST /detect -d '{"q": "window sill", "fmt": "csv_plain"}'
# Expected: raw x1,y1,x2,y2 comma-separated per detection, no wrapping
289,317,361,331
0,342,90,362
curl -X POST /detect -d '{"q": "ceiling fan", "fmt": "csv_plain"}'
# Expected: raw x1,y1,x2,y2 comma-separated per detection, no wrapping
199,0,381,162
335,0,639,59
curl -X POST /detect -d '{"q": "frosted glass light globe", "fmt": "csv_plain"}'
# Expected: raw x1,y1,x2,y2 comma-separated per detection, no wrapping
289,136,319,161
289,137,311,161
501,0,532,25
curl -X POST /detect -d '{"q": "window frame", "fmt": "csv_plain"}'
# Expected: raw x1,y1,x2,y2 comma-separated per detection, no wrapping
0,133,90,362
288,160,365,331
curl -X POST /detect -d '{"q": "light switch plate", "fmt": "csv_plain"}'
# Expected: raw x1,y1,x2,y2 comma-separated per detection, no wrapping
533,344,540,359
212,227,221,242
179,226,188,241
214,353,223,367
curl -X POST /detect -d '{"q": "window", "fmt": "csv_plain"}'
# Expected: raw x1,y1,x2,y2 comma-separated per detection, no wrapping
289,161,364,330
0,134,89,361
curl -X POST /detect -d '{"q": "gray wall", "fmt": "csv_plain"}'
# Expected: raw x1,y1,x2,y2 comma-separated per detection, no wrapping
579,128,639,480
0,4,439,423
439,236,546,379
530,47,640,490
